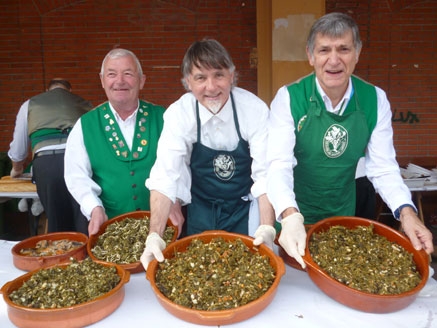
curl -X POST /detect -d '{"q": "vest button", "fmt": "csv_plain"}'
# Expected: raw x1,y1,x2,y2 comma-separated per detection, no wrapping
136,208,141,211
132,183,137,188
133,195,137,200
130,171,135,176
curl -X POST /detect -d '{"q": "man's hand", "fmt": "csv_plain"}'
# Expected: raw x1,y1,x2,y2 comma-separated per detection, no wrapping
10,167,23,178
169,200,185,238
88,206,107,236
253,225,276,249
140,232,166,271
10,161,25,178
278,212,307,269
400,207,434,254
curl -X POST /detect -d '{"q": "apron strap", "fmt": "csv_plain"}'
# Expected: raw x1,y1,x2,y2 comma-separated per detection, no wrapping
230,92,243,140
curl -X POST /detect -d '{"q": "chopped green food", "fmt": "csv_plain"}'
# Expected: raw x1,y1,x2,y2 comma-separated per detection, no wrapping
309,224,422,295
156,237,275,310
92,217,175,264
9,258,120,308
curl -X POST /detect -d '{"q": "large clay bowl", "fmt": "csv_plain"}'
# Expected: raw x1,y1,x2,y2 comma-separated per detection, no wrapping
303,216,429,313
11,232,88,271
146,230,286,326
0,260,130,328
88,210,177,273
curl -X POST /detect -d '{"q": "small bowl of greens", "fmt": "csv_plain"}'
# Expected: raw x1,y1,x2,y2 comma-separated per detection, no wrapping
87,210,177,273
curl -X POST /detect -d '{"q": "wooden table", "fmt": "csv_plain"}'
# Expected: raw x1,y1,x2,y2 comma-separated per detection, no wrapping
0,176,43,235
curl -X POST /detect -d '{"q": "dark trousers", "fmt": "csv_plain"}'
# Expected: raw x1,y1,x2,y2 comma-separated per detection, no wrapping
32,153,88,234
355,176,376,220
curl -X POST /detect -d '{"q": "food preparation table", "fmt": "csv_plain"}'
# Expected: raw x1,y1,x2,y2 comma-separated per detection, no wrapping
0,240,436,328
0,176,43,236
0,176,38,202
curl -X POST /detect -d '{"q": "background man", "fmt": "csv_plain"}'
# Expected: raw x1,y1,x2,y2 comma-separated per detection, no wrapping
8,78,91,233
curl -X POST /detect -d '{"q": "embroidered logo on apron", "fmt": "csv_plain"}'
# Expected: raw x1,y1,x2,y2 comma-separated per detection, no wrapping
213,154,235,180
323,124,348,158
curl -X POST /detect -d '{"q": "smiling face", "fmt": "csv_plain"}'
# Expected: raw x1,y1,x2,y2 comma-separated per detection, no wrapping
100,55,146,116
307,30,360,102
185,64,234,114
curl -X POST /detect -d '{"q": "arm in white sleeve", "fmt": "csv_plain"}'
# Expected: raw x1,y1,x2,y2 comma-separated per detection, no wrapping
146,98,195,205
365,87,415,213
8,100,30,162
64,120,103,219
266,86,299,220
244,94,270,199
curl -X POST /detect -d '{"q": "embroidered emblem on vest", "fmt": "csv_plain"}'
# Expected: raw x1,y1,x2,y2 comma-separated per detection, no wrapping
297,115,307,132
213,154,235,180
323,124,348,158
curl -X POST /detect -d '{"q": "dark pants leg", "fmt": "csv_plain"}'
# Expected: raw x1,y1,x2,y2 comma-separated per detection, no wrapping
355,176,376,220
32,153,88,234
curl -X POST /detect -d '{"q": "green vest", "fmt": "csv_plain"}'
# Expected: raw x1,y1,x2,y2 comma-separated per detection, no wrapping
28,88,91,154
287,73,377,223
81,101,164,219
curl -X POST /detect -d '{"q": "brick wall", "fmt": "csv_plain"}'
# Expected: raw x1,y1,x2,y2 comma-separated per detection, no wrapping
0,0,258,153
1,0,436,160
326,0,437,159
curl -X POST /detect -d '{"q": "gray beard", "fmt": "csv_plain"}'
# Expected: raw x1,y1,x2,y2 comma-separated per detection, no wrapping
206,100,223,114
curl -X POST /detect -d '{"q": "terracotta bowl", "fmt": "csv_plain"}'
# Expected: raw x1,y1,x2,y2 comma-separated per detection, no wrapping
87,210,178,273
146,230,286,326
0,260,130,328
302,216,429,313
11,232,88,271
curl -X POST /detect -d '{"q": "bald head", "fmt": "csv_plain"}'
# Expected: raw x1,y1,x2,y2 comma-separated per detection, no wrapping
47,78,72,91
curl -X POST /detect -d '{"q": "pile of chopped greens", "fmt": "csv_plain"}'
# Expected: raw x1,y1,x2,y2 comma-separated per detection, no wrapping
309,224,422,294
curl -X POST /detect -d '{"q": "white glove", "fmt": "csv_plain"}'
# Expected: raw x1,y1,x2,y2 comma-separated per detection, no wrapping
140,232,166,271
10,167,23,178
253,225,276,249
278,213,307,269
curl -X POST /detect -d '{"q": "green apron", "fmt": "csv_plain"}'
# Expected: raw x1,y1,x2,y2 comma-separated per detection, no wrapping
292,78,372,224
186,93,252,235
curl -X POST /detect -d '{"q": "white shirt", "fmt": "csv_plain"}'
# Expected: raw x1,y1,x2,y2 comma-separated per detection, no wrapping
146,87,270,205
267,77,414,220
64,102,139,219
8,100,65,163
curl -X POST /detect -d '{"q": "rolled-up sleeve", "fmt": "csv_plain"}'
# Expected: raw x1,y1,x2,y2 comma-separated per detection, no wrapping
8,100,30,162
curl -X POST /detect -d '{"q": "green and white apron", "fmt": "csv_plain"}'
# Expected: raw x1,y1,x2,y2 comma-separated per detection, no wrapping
288,74,377,224
186,93,252,235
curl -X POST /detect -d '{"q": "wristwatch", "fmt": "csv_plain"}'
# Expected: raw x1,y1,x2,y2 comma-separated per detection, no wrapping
394,204,416,220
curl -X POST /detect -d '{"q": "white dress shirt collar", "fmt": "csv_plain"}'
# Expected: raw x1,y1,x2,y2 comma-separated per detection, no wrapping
107,101,139,124
315,77,353,115
198,95,233,126
107,101,139,150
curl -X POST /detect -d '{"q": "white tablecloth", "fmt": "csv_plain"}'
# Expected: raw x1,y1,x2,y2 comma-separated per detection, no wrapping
1,240,436,328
